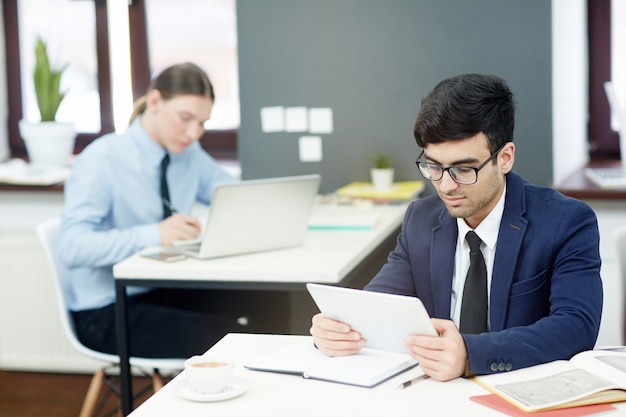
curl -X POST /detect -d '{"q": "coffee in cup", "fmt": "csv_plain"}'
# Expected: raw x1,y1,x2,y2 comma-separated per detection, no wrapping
192,361,228,368
184,355,234,394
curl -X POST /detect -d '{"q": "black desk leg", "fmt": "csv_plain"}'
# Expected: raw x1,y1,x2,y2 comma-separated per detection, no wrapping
115,281,133,415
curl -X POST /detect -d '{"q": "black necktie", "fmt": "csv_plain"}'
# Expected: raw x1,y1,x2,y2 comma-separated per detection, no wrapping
160,153,172,219
459,231,488,334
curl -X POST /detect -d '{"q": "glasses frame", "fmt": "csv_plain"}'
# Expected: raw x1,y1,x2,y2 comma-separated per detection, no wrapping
415,143,506,185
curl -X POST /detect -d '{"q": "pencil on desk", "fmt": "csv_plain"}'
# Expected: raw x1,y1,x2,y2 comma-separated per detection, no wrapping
398,374,430,389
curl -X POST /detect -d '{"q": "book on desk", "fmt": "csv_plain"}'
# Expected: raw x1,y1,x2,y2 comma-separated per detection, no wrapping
244,340,418,388
472,349,626,413
308,211,382,230
336,180,425,203
306,180,424,230
470,393,615,417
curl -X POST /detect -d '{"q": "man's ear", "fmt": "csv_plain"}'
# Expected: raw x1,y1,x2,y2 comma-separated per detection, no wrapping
500,142,515,174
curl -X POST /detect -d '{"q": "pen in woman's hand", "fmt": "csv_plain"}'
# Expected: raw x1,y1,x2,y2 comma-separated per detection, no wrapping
397,374,430,389
162,197,178,214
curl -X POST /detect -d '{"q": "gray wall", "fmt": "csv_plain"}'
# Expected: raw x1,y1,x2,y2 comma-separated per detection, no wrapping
236,0,552,193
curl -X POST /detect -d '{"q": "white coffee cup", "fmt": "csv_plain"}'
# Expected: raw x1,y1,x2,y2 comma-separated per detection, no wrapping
184,355,234,394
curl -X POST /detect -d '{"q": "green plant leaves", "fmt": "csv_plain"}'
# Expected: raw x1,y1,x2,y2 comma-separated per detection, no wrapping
368,153,394,169
34,36,66,122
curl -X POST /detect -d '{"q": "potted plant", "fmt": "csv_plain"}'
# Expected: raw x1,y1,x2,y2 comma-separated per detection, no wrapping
368,152,395,190
19,36,75,166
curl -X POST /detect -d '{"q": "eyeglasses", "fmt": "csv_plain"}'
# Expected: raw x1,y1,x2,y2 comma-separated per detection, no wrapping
415,143,505,185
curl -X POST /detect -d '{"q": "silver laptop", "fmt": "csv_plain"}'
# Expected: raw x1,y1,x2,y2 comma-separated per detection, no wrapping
167,174,321,259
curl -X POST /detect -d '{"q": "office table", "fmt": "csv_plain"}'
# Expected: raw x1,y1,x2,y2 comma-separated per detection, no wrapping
130,333,606,417
114,202,408,415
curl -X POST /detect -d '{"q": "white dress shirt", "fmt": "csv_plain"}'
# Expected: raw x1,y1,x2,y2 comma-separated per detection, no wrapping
450,181,507,329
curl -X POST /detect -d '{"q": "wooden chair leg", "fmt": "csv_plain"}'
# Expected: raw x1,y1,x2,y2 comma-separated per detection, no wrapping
152,369,164,392
79,368,105,417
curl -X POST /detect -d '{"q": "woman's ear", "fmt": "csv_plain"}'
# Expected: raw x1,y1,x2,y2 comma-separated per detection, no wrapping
144,89,162,112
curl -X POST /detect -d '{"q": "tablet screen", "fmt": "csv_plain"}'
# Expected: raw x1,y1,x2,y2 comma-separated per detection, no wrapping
307,283,437,354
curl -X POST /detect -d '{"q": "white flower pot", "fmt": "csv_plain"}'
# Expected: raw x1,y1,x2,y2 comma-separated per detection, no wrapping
370,168,395,190
19,120,76,166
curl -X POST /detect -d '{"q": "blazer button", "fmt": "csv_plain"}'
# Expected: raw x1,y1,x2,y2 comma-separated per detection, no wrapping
497,362,506,371
505,363,512,371
490,362,498,372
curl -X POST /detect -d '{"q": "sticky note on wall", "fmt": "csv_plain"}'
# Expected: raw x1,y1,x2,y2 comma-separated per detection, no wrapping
309,108,333,134
260,106,285,132
299,136,322,162
285,107,309,132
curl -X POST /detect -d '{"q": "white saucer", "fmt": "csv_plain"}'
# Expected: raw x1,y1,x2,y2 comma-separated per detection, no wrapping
172,376,249,402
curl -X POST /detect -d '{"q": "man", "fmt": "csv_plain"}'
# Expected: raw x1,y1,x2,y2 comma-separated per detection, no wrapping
310,73,602,381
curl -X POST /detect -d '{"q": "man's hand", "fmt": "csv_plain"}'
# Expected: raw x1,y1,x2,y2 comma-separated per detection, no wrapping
405,318,468,381
310,313,366,357
159,213,202,246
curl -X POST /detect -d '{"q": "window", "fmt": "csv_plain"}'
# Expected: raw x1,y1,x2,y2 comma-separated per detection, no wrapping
18,0,101,133
610,0,626,132
588,0,624,159
142,0,239,131
129,0,238,159
4,0,113,156
3,0,238,160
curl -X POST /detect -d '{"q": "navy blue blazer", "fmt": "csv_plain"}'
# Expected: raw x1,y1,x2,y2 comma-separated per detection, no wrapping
366,171,603,375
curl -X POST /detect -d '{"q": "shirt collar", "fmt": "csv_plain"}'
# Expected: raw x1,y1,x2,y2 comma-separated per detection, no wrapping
457,179,506,250
128,116,168,167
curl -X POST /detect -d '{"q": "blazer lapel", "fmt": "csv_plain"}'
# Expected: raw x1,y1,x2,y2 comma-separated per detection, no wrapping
430,214,457,319
489,173,528,331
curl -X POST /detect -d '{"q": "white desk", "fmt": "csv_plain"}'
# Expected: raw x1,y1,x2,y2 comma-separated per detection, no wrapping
125,334,501,416
113,202,407,284
114,202,408,415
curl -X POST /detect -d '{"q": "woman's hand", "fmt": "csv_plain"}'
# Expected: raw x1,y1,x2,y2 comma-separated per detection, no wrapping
159,213,202,246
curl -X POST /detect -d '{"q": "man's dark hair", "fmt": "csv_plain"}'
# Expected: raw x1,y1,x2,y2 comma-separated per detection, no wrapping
413,74,516,153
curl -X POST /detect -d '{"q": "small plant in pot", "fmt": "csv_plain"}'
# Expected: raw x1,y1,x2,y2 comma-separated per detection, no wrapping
368,153,395,190
19,36,76,166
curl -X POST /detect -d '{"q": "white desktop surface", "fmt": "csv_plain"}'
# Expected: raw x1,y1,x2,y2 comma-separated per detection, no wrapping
113,203,408,283
114,202,410,415
128,334,502,417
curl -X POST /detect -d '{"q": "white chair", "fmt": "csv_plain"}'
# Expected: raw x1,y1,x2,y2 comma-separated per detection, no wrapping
615,226,626,346
37,218,184,417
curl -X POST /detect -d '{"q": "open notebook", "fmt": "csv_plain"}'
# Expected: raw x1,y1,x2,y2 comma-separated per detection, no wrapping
245,340,417,388
166,174,320,259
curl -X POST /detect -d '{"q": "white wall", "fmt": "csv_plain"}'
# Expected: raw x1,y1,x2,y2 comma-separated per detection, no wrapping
552,0,589,186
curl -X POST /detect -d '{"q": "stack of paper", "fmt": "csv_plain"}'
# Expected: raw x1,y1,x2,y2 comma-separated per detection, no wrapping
584,167,626,189
0,159,69,186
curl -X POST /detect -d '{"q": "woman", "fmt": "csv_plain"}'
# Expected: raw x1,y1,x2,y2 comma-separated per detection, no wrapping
59,63,287,358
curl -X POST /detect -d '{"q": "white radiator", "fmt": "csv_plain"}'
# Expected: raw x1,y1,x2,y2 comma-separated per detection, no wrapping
0,230,101,373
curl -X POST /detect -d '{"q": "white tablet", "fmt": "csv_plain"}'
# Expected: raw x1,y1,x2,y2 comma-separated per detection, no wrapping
306,283,437,354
